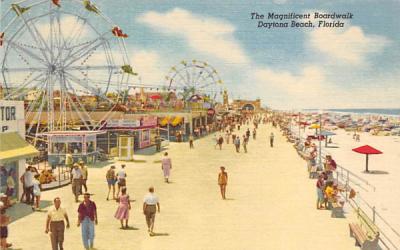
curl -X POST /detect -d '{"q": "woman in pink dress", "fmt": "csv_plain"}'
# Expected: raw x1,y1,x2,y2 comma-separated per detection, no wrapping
161,152,172,183
114,187,131,229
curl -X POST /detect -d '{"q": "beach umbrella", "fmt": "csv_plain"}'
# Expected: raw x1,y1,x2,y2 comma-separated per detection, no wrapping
149,94,161,100
309,123,321,135
320,130,336,147
352,145,383,172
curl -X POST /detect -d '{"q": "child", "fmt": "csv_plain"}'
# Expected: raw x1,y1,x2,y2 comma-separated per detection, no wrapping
0,203,11,250
32,174,41,210
218,167,228,200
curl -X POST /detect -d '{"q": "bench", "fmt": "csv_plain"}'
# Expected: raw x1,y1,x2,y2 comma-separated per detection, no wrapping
331,202,344,218
349,208,379,250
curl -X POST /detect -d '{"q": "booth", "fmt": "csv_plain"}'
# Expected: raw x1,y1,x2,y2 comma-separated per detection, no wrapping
104,115,158,155
118,135,134,161
43,130,106,166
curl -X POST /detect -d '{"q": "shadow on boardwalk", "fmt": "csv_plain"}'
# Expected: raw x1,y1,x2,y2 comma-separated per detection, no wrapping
8,200,52,223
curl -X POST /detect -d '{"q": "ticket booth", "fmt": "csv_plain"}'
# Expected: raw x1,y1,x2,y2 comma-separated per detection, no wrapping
118,135,134,161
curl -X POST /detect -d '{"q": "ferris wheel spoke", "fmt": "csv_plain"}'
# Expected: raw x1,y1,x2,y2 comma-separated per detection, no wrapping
3,66,46,72
4,72,46,99
63,71,112,103
5,40,47,65
61,75,92,130
66,65,119,71
64,37,107,67
193,70,205,87
15,14,51,64
64,89,92,131
26,82,47,133
175,70,192,88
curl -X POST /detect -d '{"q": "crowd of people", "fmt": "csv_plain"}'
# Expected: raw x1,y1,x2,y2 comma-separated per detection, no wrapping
4,111,279,250
275,114,356,214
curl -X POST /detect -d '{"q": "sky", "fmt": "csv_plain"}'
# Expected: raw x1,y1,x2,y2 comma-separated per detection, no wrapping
1,0,400,109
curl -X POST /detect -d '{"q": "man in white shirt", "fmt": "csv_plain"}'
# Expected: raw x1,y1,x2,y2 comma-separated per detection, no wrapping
70,164,82,202
116,164,127,196
45,197,70,250
143,187,160,236
22,166,34,205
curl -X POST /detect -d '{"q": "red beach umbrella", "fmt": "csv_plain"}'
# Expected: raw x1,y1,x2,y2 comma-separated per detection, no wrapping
352,145,383,172
149,94,161,100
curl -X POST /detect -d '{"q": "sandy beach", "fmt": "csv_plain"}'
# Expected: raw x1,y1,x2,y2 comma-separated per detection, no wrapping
318,128,400,247
7,122,358,250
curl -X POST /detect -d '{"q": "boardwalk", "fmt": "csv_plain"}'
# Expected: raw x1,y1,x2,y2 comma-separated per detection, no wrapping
8,123,358,250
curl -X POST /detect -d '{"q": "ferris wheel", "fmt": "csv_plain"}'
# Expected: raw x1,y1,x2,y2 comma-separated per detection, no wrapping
165,60,223,103
0,0,135,143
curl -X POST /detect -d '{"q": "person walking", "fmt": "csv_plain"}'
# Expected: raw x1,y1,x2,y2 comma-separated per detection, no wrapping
77,193,97,250
32,174,41,211
45,197,70,250
218,167,228,199
106,166,117,201
155,135,162,152
71,164,82,203
161,152,172,183
242,135,248,153
189,134,194,149
143,187,160,236
246,128,250,139
234,136,241,153
114,187,131,229
217,135,224,150
20,166,34,204
116,165,127,197
79,161,88,193
252,128,257,140
269,132,275,147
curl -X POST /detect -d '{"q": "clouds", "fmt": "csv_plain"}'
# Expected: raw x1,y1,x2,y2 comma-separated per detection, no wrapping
137,8,249,64
308,20,390,65
129,49,166,85
133,7,396,109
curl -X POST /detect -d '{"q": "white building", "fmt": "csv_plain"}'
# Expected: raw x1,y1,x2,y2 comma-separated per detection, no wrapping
0,100,38,200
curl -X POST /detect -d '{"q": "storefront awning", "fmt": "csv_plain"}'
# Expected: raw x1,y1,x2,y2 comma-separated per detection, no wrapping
171,116,183,126
160,116,170,126
0,132,39,164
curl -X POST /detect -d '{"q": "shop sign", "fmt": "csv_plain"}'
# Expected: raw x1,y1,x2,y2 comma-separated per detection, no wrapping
140,116,157,127
106,119,141,128
0,100,25,136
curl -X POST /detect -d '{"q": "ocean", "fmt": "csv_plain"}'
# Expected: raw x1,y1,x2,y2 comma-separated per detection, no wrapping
304,109,400,116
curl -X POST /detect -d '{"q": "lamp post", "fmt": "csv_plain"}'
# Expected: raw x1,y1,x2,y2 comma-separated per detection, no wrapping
318,112,322,167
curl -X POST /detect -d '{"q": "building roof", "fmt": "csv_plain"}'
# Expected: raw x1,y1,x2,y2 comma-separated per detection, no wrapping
0,132,39,164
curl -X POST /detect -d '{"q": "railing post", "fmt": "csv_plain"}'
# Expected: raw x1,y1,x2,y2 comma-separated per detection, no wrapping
373,206,376,223
346,171,349,201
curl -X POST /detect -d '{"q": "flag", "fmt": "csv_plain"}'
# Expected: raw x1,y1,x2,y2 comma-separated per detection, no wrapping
11,4,31,16
111,26,128,38
52,0,61,7
0,33,4,47
121,65,137,75
83,0,99,14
